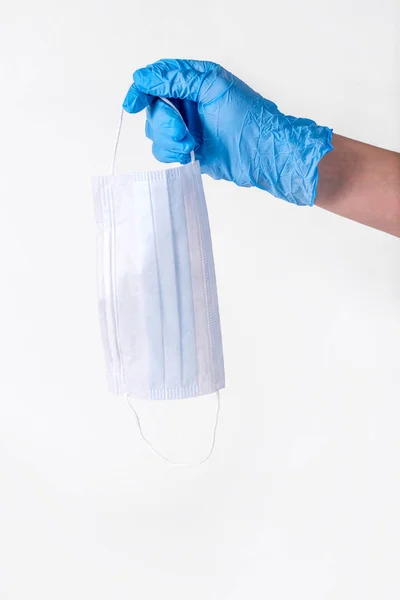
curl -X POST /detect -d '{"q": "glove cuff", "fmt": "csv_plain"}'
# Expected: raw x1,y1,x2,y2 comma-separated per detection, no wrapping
256,113,333,206
282,119,333,206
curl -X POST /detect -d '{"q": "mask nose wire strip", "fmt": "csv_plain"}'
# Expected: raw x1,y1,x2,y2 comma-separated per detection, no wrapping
111,108,124,175
125,392,221,466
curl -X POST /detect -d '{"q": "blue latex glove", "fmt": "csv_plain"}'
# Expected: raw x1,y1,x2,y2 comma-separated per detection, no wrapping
123,59,333,206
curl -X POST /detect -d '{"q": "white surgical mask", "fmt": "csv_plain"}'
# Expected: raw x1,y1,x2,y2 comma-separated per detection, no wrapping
92,101,225,464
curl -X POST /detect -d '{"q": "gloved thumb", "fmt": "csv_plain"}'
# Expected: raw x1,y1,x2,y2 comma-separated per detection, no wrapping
122,84,153,113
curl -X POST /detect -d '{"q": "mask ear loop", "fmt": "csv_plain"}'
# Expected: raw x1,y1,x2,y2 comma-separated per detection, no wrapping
111,108,124,175
125,392,221,467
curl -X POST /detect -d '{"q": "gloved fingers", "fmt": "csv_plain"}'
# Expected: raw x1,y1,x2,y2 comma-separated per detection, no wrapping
145,99,196,155
172,99,203,149
146,119,195,154
146,99,189,142
152,142,191,165
126,59,223,105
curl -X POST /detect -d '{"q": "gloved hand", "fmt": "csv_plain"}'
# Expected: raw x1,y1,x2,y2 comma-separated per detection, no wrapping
123,59,333,206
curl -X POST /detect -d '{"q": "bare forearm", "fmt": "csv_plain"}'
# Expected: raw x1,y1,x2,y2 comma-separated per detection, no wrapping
315,134,400,237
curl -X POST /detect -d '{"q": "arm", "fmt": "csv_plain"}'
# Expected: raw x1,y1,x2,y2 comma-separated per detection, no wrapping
316,134,400,237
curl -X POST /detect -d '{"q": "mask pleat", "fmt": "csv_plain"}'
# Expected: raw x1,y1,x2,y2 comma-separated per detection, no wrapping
115,178,149,394
181,164,213,395
167,172,198,393
143,177,166,393
193,171,226,391
149,175,182,394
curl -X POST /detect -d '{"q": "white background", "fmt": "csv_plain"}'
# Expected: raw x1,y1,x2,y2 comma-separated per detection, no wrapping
1,0,400,598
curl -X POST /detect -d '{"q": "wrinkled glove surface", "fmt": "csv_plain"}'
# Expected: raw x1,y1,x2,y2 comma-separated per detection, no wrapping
123,59,333,206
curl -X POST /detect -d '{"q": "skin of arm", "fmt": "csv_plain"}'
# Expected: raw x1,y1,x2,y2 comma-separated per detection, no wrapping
315,134,400,237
